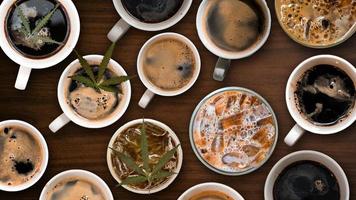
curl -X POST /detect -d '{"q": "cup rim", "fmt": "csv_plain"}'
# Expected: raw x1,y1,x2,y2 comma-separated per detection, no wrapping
196,0,271,60
0,0,80,69
285,54,356,134
137,32,201,97
0,120,49,192
264,150,350,200
189,87,279,176
57,54,132,129
178,182,245,200
39,169,114,200
106,118,183,194
112,0,192,31
274,0,356,49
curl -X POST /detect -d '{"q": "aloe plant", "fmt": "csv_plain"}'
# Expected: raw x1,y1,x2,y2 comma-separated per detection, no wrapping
110,119,179,188
70,42,134,93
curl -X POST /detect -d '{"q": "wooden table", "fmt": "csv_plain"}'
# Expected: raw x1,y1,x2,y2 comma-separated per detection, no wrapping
0,0,355,199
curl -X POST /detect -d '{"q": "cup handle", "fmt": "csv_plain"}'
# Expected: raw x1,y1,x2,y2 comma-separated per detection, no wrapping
15,66,32,90
213,57,231,81
107,19,131,42
138,89,155,109
49,113,71,133
284,124,305,146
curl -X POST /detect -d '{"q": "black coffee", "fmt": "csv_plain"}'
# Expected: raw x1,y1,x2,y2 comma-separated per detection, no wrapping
273,161,340,200
121,0,183,23
295,65,355,125
5,0,69,58
203,0,265,52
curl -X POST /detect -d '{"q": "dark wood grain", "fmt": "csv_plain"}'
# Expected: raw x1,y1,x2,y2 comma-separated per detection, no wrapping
0,0,355,199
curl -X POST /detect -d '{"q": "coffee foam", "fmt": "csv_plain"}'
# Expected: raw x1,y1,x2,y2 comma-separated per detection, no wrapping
143,38,196,91
0,126,43,187
276,0,356,46
193,91,276,173
46,177,105,200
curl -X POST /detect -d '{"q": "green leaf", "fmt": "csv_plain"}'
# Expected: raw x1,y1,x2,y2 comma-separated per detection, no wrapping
97,85,118,93
117,175,147,187
17,6,31,34
100,75,135,86
109,147,146,176
69,75,97,88
32,3,60,35
97,42,116,83
74,50,96,83
150,170,176,182
152,145,180,174
140,119,150,173
33,36,62,45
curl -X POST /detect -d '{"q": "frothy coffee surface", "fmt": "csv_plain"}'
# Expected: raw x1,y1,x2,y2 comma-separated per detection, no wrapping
295,65,355,125
0,126,43,186
46,178,105,200
192,90,276,173
143,38,195,91
202,0,265,52
276,0,356,46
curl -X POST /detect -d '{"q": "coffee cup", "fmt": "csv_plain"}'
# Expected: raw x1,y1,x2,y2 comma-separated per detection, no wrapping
196,0,271,81
264,150,349,200
49,55,131,133
0,120,48,192
0,0,80,90
137,32,201,109
39,169,113,200
107,0,192,42
284,55,356,146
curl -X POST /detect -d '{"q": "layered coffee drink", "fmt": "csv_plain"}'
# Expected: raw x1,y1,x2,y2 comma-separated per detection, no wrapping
142,37,196,91
276,0,356,46
295,65,355,125
121,0,183,23
5,0,69,58
0,126,43,186
45,177,105,200
192,90,277,173
202,0,266,52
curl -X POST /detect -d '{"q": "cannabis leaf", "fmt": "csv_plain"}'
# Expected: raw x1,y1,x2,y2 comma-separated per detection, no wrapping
70,42,134,93
109,119,179,188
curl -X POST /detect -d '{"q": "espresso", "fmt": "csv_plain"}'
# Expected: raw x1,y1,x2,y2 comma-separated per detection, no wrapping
67,65,120,120
0,126,43,186
45,178,105,200
273,161,340,200
143,38,195,91
188,191,234,200
121,0,183,23
202,0,265,52
295,65,355,125
5,0,69,58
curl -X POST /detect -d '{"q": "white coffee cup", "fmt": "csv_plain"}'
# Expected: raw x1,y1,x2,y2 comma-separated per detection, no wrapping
49,55,132,133
284,55,356,146
39,169,114,200
178,182,245,200
264,150,349,200
137,32,201,109
107,118,183,194
0,120,49,192
0,0,80,90
107,0,192,42
196,0,271,81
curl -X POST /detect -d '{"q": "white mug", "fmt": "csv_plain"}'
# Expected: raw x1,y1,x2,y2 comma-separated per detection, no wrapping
0,0,80,90
178,182,245,200
196,0,271,81
284,55,356,146
137,32,201,109
49,55,132,133
0,120,49,192
39,169,114,200
264,150,349,200
107,0,192,42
